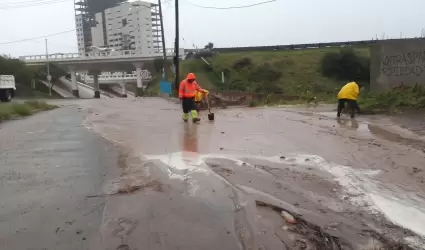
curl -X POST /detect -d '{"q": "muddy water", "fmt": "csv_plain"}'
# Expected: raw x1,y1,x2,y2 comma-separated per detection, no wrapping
67,98,425,249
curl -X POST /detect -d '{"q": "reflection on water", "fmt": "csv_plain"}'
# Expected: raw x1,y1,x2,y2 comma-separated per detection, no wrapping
337,118,359,129
182,123,198,153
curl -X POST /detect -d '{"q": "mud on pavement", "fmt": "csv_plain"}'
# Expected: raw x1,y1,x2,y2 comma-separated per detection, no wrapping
69,98,425,249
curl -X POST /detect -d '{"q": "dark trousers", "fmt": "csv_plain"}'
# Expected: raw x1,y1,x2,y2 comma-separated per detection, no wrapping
195,101,201,112
182,97,196,113
337,99,360,118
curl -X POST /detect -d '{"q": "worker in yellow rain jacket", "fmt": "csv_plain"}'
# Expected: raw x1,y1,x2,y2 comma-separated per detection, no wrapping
337,81,361,118
194,89,209,112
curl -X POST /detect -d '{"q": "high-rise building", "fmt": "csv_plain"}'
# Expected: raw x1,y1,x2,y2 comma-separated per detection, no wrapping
75,0,163,55
74,0,126,54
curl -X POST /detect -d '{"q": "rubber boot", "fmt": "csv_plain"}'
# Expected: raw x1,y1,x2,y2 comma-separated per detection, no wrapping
182,113,189,122
191,110,200,123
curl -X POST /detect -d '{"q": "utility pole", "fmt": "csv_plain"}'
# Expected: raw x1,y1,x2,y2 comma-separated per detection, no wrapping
158,0,167,79
158,0,167,60
174,0,179,91
45,39,52,96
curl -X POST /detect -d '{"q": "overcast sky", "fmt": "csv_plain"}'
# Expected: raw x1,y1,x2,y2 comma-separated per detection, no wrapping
0,0,424,57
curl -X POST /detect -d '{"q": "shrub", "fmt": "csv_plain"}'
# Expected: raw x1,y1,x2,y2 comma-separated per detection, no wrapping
0,109,11,120
11,104,32,116
320,48,370,84
232,57,252,70
24,100,55,110
249,99,259,107
358,85,425,112
249,63,282,83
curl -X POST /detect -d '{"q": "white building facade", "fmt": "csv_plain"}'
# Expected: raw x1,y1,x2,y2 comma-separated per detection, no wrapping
76,0,162,55
75,14,86,55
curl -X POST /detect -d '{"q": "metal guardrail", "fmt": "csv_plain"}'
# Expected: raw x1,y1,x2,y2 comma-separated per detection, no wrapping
79,71,153,84
19,48,185,62
185,41,376,53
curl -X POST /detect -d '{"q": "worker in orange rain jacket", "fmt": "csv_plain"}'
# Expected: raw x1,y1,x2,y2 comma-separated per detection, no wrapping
337,81,361,118
179,73,207,122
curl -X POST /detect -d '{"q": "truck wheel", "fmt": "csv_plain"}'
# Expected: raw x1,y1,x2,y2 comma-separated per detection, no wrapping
0,89,12,102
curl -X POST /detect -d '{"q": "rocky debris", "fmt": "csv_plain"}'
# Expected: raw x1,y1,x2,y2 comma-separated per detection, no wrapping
281,211,296,224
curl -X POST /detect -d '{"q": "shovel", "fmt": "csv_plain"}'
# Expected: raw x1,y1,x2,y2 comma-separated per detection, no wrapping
204,94,215,121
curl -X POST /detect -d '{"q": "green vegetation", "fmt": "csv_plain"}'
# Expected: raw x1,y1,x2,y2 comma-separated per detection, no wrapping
0,100,57,121
358,85,425,113
0,55,33,84
0,55,65,98
142,45,423,113
320,47,370,84
180,46,370,102
139,58,175,96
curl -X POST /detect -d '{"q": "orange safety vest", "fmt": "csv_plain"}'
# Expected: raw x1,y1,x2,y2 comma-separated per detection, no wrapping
179,79,201,98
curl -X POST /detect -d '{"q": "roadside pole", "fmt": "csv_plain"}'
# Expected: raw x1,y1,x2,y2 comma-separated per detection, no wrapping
45,39,52,96
174,0,179,91
158,0,167,79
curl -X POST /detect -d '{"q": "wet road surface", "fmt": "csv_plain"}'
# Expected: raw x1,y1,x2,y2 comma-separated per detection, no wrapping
2,98,425,249
0,107,117,250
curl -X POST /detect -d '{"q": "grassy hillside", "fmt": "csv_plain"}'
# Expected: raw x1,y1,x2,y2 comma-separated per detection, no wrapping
180,46,370,100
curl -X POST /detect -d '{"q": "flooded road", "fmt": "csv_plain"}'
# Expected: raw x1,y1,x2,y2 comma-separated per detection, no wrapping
2,98,425,249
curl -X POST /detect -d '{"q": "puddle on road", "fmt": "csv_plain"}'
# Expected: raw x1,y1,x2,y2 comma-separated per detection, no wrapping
145,151,425,248
319,111,425,150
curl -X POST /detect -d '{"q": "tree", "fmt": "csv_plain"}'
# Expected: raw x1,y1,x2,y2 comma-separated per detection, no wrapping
204,42,214,50
320,48,370,84
0,56,33,84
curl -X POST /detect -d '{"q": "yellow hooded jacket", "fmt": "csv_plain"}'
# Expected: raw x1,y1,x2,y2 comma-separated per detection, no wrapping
337,82,359,100
195,89,209,102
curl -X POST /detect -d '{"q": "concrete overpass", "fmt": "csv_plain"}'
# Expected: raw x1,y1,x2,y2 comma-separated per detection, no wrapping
20,48,184,98
79,71,152,96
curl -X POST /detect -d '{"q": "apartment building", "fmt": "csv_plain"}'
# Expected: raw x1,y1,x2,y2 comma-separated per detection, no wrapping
76,0,162,55
75,0,126,54
75,14,87,55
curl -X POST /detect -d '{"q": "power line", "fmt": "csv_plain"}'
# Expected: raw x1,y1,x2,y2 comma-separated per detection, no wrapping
1,0,62,5
0,0,69,10
184,0,276,9
0,29,76,45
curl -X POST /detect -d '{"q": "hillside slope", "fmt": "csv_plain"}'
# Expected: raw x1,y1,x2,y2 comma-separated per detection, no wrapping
180,46,370,99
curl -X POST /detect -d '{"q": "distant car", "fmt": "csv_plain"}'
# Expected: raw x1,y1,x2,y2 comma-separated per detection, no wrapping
0,75,16,102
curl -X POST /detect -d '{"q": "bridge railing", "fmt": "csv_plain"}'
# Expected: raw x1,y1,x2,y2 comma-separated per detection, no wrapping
19,48,184,62
80,71,153,83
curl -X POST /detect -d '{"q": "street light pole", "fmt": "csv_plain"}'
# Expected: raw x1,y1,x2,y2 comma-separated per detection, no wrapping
45,38,52,96
174,0,179,91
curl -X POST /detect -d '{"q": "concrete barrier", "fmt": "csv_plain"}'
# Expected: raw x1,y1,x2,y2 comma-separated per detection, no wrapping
371,38,425,91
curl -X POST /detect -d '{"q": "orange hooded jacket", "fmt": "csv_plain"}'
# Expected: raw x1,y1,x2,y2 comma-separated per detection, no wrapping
179,73,201,99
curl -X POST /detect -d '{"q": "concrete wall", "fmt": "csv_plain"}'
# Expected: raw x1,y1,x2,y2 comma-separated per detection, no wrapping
370,39,425,91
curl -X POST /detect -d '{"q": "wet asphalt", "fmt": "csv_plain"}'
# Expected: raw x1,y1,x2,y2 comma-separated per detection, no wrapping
0,107,117,250
2,98,425,250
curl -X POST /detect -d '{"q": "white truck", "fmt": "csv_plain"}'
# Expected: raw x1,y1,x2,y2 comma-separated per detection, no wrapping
0,75,16,102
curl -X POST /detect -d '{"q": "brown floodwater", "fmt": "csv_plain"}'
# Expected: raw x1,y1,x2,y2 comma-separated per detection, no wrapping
56,98,425,249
